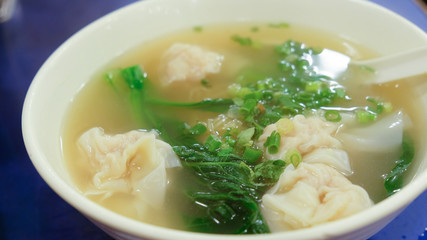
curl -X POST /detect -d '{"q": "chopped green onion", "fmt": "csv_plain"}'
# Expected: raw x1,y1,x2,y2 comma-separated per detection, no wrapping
360,65,376,73
231,34,253,46
384,102,393,113
193,26,203,32
231,34,263,48
263,130,281,154
335,88,347,99
276,118,294,135
201,78,210,87
236,127,255,148
268,22,290,28
305,81,322,92
356,110,377,123
251,26,259,32
284,149,302,168
243,147,263,164
205,135,222,152
324,110,342,122
189,123,207,135
239,98,257,115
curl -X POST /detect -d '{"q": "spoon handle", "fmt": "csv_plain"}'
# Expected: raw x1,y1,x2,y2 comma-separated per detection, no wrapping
354,46,427,84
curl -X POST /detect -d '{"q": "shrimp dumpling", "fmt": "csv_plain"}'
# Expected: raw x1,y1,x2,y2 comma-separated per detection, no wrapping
159,43,224,85
257,115,342,161
77,127,181,209
261,162,373,231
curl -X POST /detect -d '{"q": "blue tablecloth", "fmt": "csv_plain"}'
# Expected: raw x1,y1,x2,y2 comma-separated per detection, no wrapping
1,0,426,239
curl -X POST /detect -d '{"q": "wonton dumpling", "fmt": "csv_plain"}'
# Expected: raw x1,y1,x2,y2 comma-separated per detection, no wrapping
159,43,224,85
261,162,373,231
257,115,342,160
77,127,181,209
303,148,353,176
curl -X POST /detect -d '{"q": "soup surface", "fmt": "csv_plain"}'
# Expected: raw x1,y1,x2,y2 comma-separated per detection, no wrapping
62,23,422,233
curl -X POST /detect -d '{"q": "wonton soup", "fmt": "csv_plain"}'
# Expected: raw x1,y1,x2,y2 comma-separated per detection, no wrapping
61,23,422,234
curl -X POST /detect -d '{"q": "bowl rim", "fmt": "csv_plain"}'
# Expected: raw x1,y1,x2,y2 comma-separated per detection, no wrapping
22,0,427,239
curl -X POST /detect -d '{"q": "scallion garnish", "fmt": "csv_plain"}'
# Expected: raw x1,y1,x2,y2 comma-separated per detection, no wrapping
263,130,281,154
284,149,302,168
324,110,342,122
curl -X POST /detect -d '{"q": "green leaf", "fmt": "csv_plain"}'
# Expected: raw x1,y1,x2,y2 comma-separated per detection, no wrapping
236,127,255,148
252,160,286,187
147,98,233,113
384,135,415,195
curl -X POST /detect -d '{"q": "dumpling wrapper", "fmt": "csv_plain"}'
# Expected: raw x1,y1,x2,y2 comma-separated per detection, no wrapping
338,111,405,153
261,162,373,231
77,127,181,209
303,148,353,176
257,115,342,161
159,43,224,86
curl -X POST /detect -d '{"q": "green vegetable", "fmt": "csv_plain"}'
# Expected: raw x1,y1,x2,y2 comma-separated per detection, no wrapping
284,149,302,168
324,110,342,122
360,65,376,73
205,135,222,152
252,160,286,187
251,26,259,32
174,145,275,234
231,35,263,48
268,22,290,28
242,147,263,164
146,98,234,113
193,26,203,32
118,65,156,127
236,127,255,148
384,135,415,195
201,78,210,87
231,34,253,46
356,110,377,124
263,130,281,154
188,123,207,135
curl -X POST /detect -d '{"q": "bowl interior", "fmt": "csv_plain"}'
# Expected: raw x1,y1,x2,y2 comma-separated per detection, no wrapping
22,0,427,239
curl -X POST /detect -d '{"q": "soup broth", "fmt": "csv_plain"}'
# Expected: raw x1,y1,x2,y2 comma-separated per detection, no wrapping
62,23,423,232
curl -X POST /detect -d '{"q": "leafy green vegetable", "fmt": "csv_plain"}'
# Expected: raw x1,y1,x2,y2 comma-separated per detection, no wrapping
118,65,156,127
146,98,233,113
384,135,415,195
174,143,285,234
253,160,286,187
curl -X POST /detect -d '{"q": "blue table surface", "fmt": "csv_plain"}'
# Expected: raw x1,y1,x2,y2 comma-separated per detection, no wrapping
1,0,426,239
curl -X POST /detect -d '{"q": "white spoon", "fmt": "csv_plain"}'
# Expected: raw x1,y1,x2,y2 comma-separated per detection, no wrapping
311,45,427,84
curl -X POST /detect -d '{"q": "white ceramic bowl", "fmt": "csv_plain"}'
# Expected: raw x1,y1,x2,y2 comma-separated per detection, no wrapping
22,0,427,239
